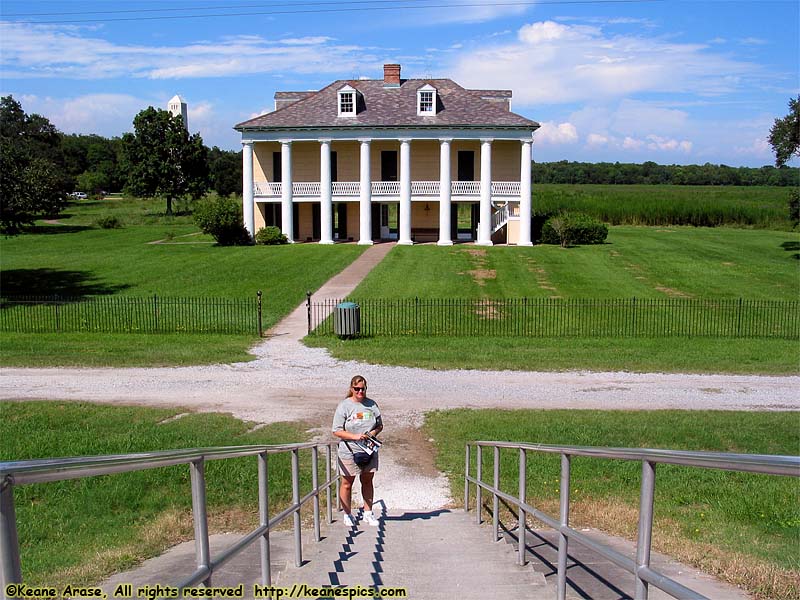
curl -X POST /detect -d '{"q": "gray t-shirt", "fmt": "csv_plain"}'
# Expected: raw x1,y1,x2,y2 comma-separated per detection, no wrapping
332,397,382,459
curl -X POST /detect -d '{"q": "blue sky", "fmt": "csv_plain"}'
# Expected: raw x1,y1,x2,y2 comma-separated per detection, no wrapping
1,0,797,167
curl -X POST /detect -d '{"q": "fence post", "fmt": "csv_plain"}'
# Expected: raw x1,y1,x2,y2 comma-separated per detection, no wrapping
518,448,526,566
476,445,483,525
190,459,211,587
306,291,312,335
635,460,657,600
557,453,571,600
312,446,320,542
291,449,302,567
325,444,333,524
258,451,271,585
0,478,22,590
54,295,60,332
153,294,159,332
464,444,470,513
492,446,500,542
737,297,743,337
632,296,637,337
257,291,263,337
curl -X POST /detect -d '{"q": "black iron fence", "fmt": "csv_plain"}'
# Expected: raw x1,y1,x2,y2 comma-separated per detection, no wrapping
308,297,800,339
0,294,263,335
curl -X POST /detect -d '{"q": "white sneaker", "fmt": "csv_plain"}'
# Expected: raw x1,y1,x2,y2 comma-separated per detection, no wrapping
362,511,380,527
342,513,356,527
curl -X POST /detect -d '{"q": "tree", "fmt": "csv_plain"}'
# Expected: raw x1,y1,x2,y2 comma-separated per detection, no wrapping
208,146,242,197
0,96,71,235
121,107,209,215
768,97,800,167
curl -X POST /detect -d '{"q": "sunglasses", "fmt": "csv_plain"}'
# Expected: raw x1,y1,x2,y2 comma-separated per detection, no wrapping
352,387,366,392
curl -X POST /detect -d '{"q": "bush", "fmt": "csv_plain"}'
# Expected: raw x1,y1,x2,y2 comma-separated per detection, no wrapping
789,189,799,227
541,212,608,247
193,193,251,246
95,215,122,229
255,226,288,245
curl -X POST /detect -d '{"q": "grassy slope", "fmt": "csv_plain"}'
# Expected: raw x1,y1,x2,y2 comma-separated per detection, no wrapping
425,409,800,598
0,401,313,586
309,227,800,373
1,197,366,366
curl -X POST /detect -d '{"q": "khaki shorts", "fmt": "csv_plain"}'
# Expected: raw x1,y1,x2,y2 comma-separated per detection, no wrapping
338,453,379,476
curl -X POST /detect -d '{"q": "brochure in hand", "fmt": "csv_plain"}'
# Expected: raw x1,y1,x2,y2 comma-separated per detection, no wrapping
352,433,383,455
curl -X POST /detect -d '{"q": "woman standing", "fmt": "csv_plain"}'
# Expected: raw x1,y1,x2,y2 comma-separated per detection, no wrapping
332,375,383,527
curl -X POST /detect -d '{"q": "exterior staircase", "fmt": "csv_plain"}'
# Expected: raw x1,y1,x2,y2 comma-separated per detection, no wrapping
277,508,551,600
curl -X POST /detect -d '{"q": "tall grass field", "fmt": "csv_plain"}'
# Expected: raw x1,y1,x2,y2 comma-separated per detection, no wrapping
424,409,800,600
534,184,795,229
0,401,316,588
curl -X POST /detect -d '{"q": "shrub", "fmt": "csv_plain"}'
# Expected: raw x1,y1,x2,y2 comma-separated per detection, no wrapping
255,226,288,245
95,215,122,229
541,211,608,247
789,189,799,228
193,193,251,246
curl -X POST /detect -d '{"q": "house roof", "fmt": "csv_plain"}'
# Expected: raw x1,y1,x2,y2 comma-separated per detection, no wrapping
235,78,539,131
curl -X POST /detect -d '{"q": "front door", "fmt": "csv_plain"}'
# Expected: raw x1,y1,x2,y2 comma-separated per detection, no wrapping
335,203,347,241
381,151,398,182
312,204,321,240
371,204,381,241
457,151,474,181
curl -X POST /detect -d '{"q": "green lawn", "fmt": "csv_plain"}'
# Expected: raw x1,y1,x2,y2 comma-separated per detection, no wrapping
309,227,800,373
0,196,366,365
424,409,800,599
0,401,315,587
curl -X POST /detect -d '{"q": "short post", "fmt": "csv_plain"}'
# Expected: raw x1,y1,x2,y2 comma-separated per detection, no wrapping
0,479,22,590
518,448,526,566
635,460,657,600
258,451,271,585
257,290,263,337
492,446,500,542
325,444,333,524
311,446,321,542
190,459,211,587
464,444,470,512
737,297,743,337
54,296,60,332
153,294,159,332
306,291,312,335
291,449,303,567
476,445,483,525
557,453,571,600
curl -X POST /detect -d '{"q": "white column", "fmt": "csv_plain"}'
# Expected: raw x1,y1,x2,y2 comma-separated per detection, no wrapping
242,140,255,239
518,139,533,246
358,139,373,245
280,140,293,242
477,138,493,246
437,138,453,246
398,138,412,245
319,139,333,244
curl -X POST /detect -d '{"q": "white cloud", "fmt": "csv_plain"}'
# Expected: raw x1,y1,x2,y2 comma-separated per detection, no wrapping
586,133,608,147
646,135,692,153
536,121,579,145
449,20,760,105
622,137,644,150
0,22,374,80
17,93,146,137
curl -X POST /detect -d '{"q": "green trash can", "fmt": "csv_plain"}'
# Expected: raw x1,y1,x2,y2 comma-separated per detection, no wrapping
334,301,360,338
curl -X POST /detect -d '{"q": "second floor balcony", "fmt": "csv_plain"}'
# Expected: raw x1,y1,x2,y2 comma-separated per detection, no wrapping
253,181,522,199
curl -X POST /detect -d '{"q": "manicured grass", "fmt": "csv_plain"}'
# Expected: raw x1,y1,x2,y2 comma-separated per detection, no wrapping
308,227,800,374
0,196,366,366
534,184,795,229
424,409,800,598
305,336,800,374
0,333,257,367
0,401,314,586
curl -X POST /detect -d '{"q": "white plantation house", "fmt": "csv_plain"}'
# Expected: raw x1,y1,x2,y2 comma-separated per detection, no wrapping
235,64,540,245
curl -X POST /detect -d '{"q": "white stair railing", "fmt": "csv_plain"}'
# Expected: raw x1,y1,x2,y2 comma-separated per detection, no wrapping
491,204,509,233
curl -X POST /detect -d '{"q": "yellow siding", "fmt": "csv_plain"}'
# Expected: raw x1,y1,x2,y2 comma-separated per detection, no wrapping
255,204,266,231
506,219,520,245
291,143,320,182
297,204,313,240
346,202,360,239
411,202,439,228
370,140,399,179
333,141,360,181
492,141,521,181
410,140,439,180
254,142,279,182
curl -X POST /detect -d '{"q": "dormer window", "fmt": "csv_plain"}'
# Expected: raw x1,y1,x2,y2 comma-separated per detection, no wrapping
417,84,437,116
338,84,358,117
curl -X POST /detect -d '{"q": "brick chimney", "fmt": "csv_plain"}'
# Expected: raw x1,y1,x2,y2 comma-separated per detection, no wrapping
383,64,401,87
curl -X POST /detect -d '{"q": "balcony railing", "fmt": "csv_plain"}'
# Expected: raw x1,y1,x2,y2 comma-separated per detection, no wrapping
253,181,521,198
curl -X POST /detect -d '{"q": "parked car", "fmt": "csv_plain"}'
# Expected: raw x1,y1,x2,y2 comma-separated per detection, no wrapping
70,192,88,199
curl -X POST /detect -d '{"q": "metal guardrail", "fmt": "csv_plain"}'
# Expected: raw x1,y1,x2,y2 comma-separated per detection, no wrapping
464,442,800,600
0,442,340,596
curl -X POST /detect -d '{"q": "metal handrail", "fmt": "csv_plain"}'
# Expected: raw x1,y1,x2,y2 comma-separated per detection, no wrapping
465,442,800,600
0,442,340,595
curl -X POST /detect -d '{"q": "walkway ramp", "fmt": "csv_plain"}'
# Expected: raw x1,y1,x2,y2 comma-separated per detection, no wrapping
277,509,550,599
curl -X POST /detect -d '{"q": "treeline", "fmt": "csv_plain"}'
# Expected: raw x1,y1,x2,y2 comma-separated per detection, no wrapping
534,160,799,187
